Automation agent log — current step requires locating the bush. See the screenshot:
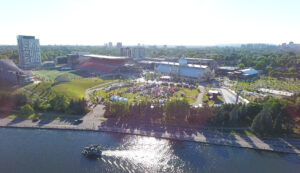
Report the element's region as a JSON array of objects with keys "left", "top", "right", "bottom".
[
  {"left": 49, "top": 95, "right": 68, "bottom": 113},
  {"left": 20, "top": 104, "right": 34, "bottom": 116}
]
